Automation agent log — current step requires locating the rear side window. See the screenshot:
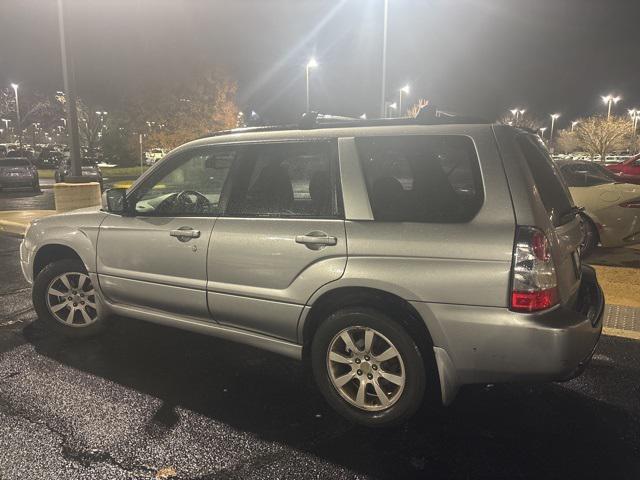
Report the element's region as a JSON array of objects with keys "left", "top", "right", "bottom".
[
  {"left": 516, "top": 135, "right": 572, "bottom": 226},
  {"left": 226, "top": 141, "right": 341, "bottom": 218},
  {"left": 355, "top": 135, "right": 483, "bottom": 223}
]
